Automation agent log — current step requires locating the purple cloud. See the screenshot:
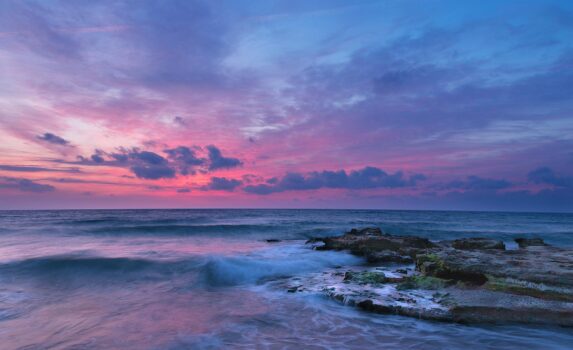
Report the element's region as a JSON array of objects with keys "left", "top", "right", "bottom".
[
  {"left": 0, "top": 177, "right": 55, "bottom": 193},
  {"left": 164, "top": 146, "right": 205, "bottom": 175},
  {"left": 37, "top": 133, "right": 70, "bottom": 146},
  {"left": 0, "top": 165, "right": 80, "bottom": 173},
  {"left": 206, "top": 145, "right": 242, "bottom": 171},
  {"left": 528, "top": 167, "right": 573, "bottom": 188},
  {"left": 203, "top": 177, "right": 242, "bottom": 192},
  {"left": 244, "top": 167, "right": 426, "bottom": 195},
  {"left": 71, "top": 144, "right": 242, "bottom": 179},
  {"left": 439, "top": 176, "right": 513, "bottom": 191}
]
